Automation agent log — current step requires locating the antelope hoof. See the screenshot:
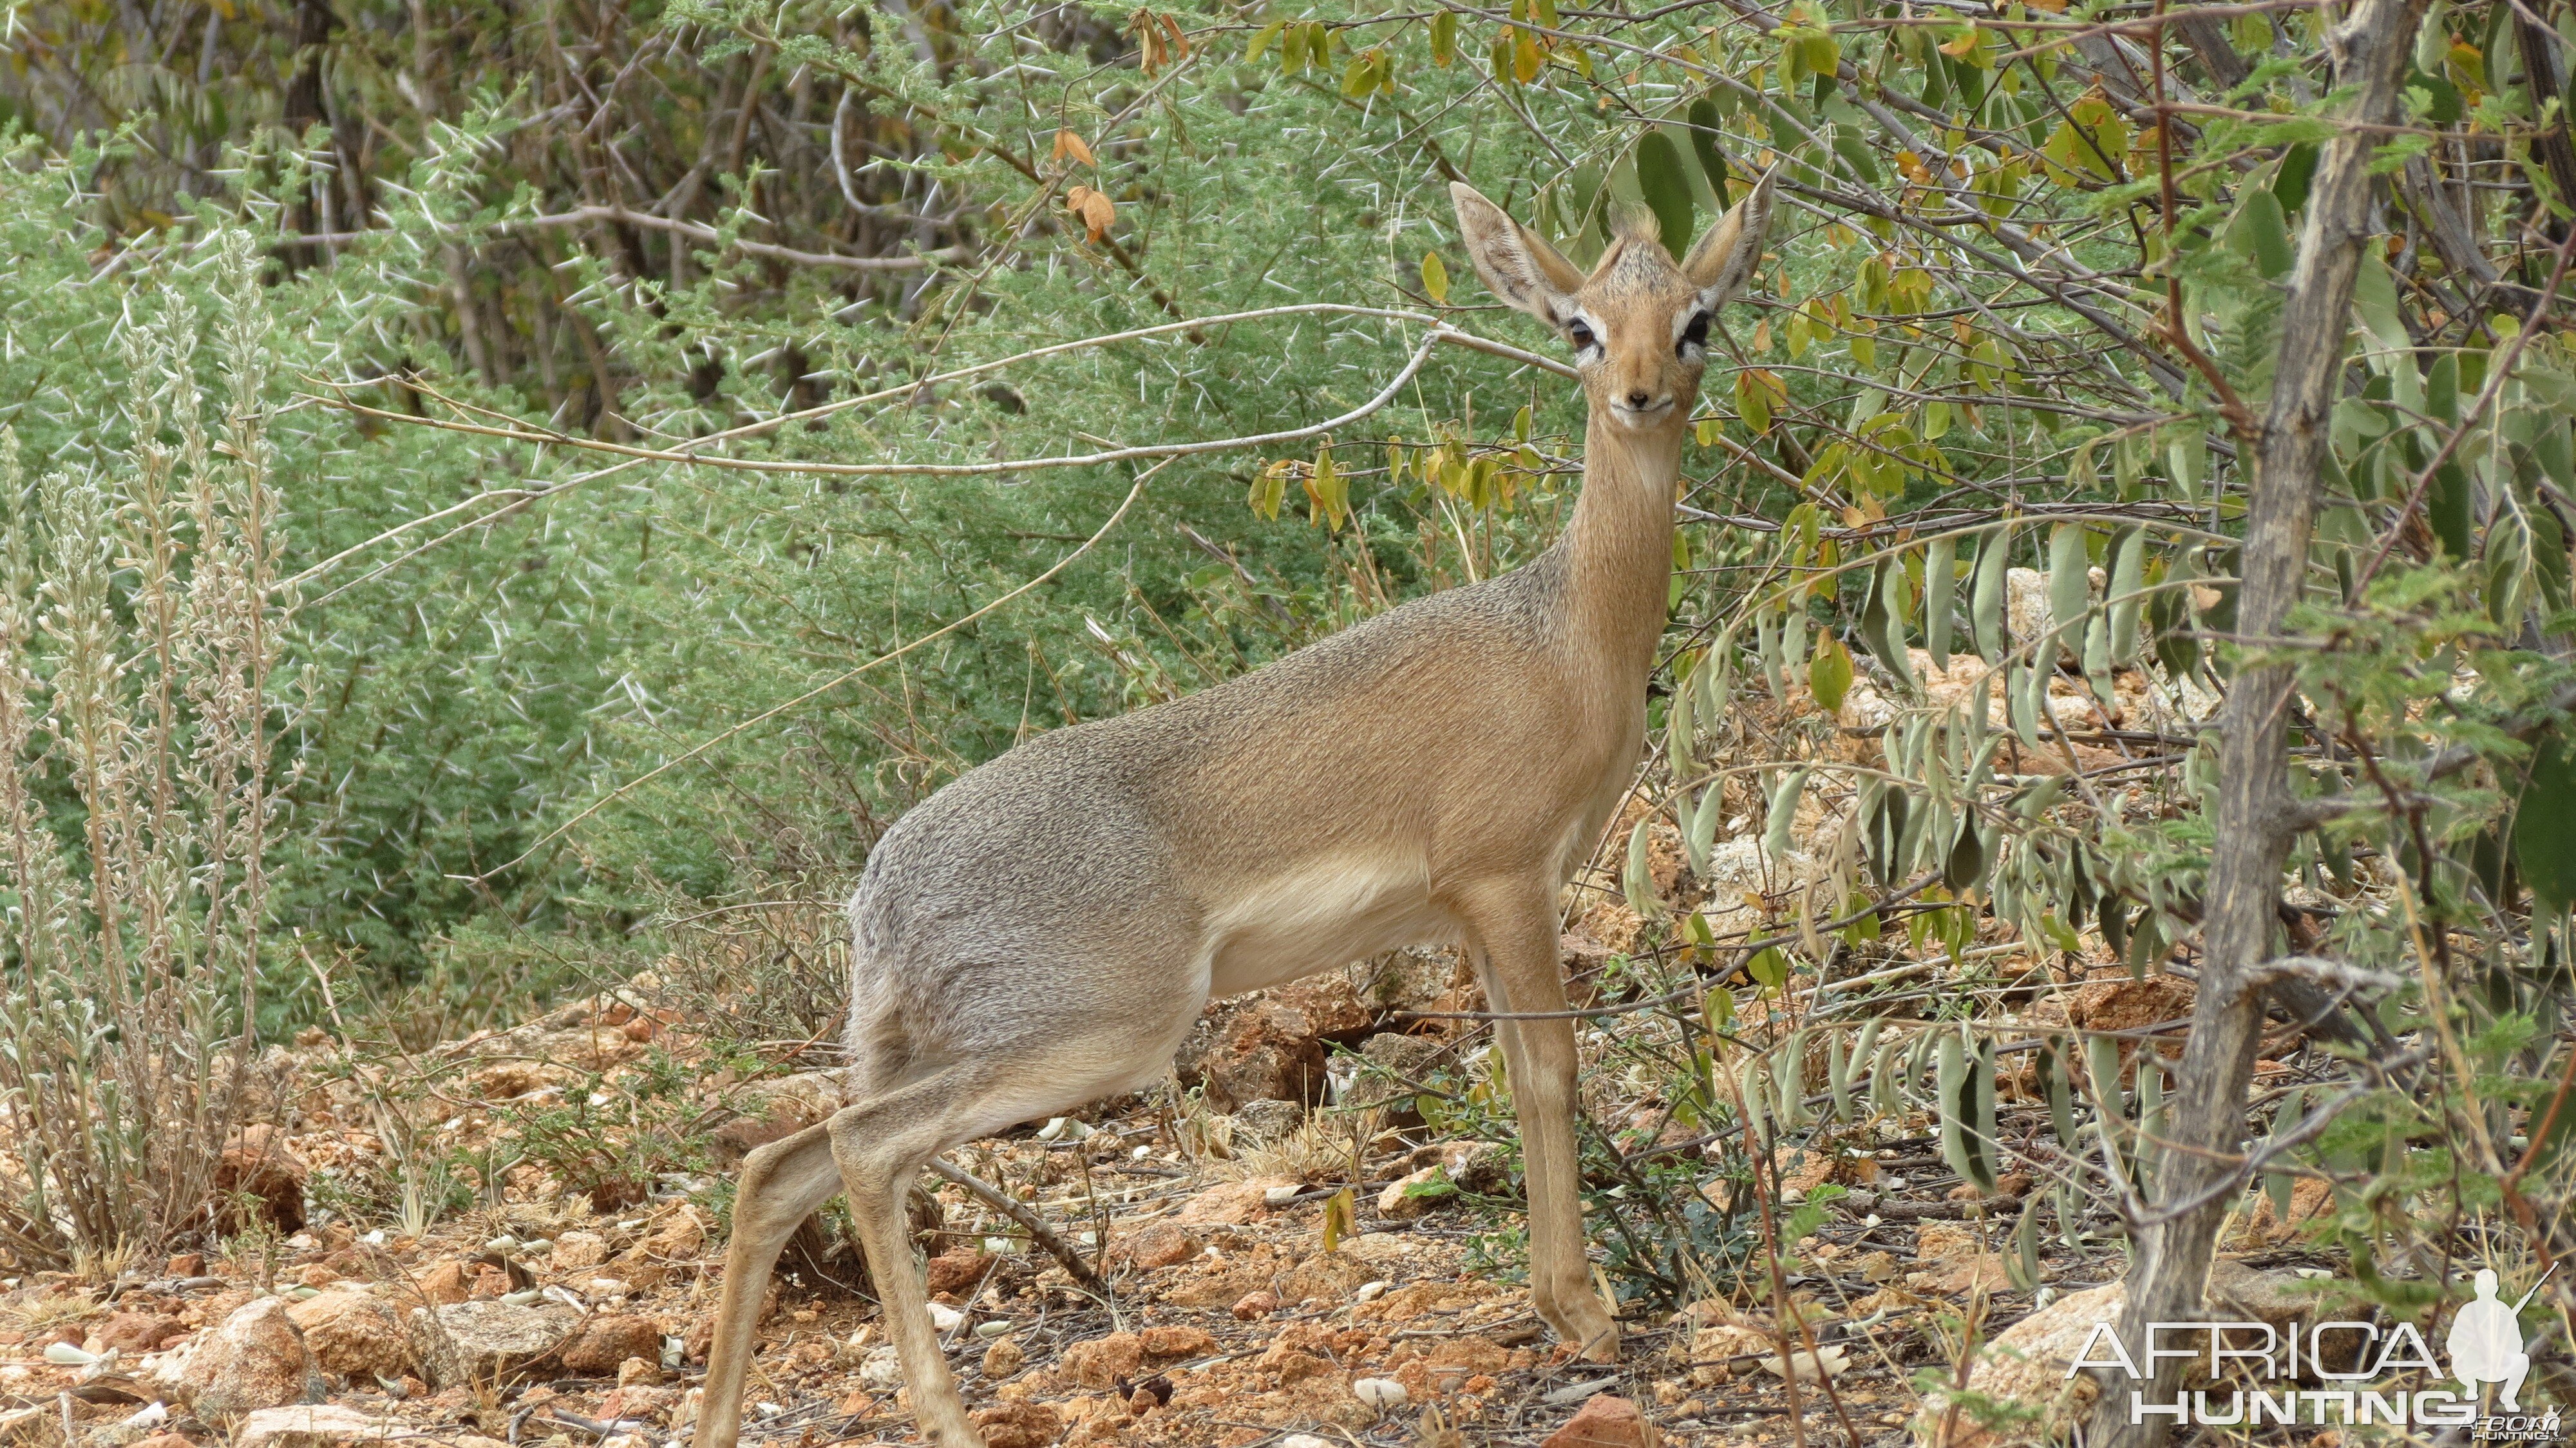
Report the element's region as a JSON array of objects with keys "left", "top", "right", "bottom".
[{"left": 1544, "top": 1299, "right": 1622, "bottom": 1362}]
